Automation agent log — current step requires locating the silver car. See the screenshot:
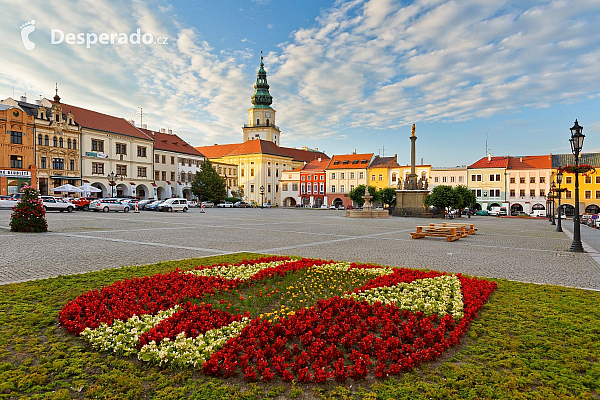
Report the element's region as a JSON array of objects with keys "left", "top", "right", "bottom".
[
  {"left": 90, "top": 198, "right": 131, "bottom": 213},
  {"left": 40, "top": 196, "right": 75, "bottom": 212}
]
